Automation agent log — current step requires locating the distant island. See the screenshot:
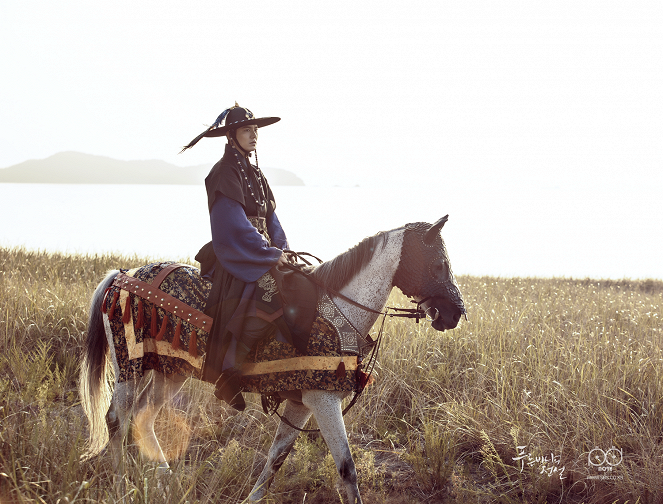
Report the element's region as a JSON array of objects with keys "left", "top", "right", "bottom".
[{"left": 0, "top": 151, "right": 305, "bottom": 186}]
